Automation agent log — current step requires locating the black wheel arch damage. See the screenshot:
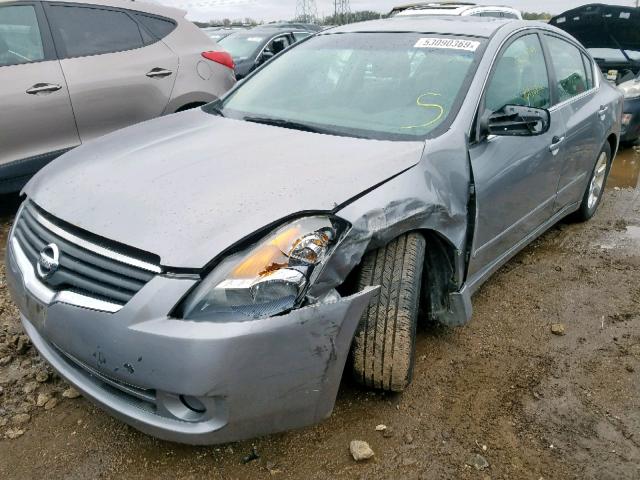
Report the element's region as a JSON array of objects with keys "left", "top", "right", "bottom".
[
  {"left": 336, "top": 228, "right": 462, "bottom": 325},
  {"left": 175, "top": 102, "right": 207, "bottom": 113}
]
